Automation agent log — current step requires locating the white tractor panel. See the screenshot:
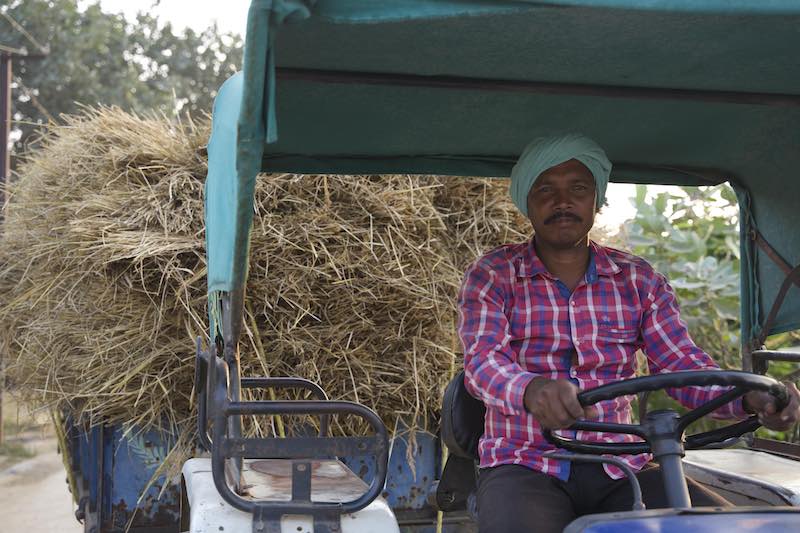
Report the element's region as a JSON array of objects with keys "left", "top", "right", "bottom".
[
  {"left": 684, "top": 448, "right": 800, "bottom": 506},
  {"left": 182, "top": 457, "right": 400, "bottom": 533}
]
